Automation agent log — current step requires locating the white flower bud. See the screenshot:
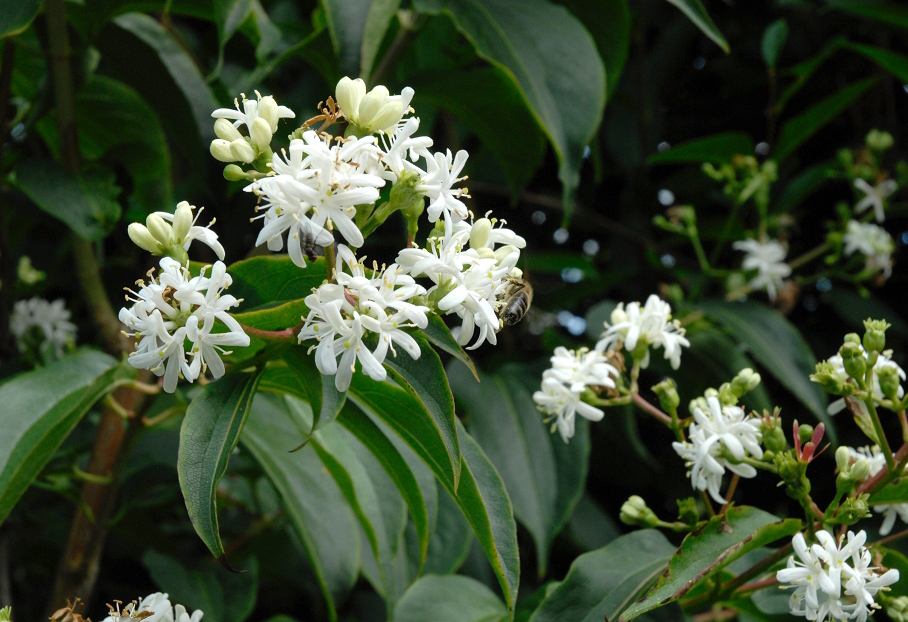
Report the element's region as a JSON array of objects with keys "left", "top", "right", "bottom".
[
  {"left": 610, "top": 306, "right": 628, "bottom": 326},
  {"left": 250, "top": 117, "right": 273, "bottom": 150},
  {"left": 357, "top": 85, "right": 390, "bottom": 127},
  {"left": 336, "top": 76, "right": 366, "bottom": 121},
  {"left": 230, "top": 138, "right": 256, "bottom": 163},
  {"left": 145, "top": 213, "right": 173, "bottom": 246},
  {"left": 369, "top": 101, "right": 404, "bottom": 132},
  {"left": 851, "top": 458, "right": 872, "bottom": 481},
  {"left": 128, "top": 223, "right": 159, "bottom": 253},
  {"left": 172, "top": 201, "right": 194, "bottom": 242},
  {"left": 258, "top": 95, "right": 280, "bottom": 131},
  {"left": 476, "top": 248, "right": 496, "bottom": 260},
  {"left": 494, "top": 244, "right": 519, "bottom": 264},
  {"left": 210, "top": 139, "right": 235, "bottom": 162},
  {"left": 213, "top": 118, "right": 242, "bottom": 141},
  {"left": 470, "top": 218, "right": 492, "bottom": 248},
  {"left": 836, "top": 446, "right": 851, "bottom": 472}
]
